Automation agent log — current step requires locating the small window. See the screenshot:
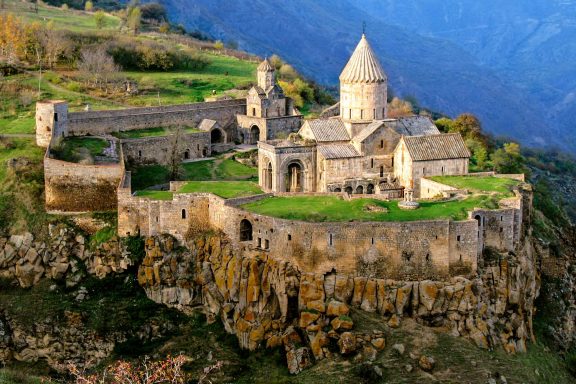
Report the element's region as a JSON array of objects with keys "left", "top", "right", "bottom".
[
  {"left": 457, "top": 235, "right": 461, "bottom": 241},
  {"left": 500, "top": 216, "right": 503, "bottom": 221},
  {"left": 349, "top": 109, "right": 352, "bottom": 119},
  {"left": 329, "top": 233, "right": 333, "bottom": 246},
  {"left": 288, "top": 234, "right": 292, "bottom": 241},
  {"left": 380, "top": 140, "right": 384, "bottom": 149},
  {"left": 138, "top": 150, "right": 142, "bottom": 158},
  {"left": 373, "top": 108, "right": 376, "bottom": 119},
  {"left": 360, "top": 109, "right": 363, "bottom": 119},
  {"left": 54, "top": 112, "right": 58, "bottom": 122},
  {"left": 181, "top": 209, "right": 186, "bottom": 219},
  {"left": 265, "top": 239, "right": 269, "bottom": 249},
  {"left": 382, "top": 108, "right": 385, "bottom": 117},
  {"left": 441, "top": 166, "right": 444, "bottom": 174},
  {"left": 371, "top": 158, "right": 374, "bottom": 168},
  {"left": 257, "top": 238, "right": 262, "bottom": 248},
  {"left": 500, "top": 227, "right": 503, "bottom": 232},
  {"left": 379, "top": 166, "right": 384, "bottom": 177},
  {"left": 426, "top": 253, "right": 430, "bottom": 261},
  {"left": 156, "top": 217, "right": 159, "bottom": 223},
  {"left": 459, "top": 255, "right": 463, "bottom": 262},
  {"left": 252, "top": 108, "right": 256, "bottom": 116},
  {"left": 391, "top": 157, "right": 394, "bottom": 167},
  {"left": 371, "top": 237, "right": 374, "bottom": 245}
]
